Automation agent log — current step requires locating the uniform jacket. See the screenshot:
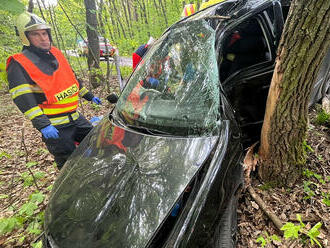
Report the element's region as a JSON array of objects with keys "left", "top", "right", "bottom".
[{"left": 7, "top": 46, "right": 94, "bottom": 130}]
